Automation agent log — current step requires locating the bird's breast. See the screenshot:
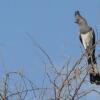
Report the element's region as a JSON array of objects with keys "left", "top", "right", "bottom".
[{"left": 81, "top": 31, "right": 93, "bottom": 49}]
